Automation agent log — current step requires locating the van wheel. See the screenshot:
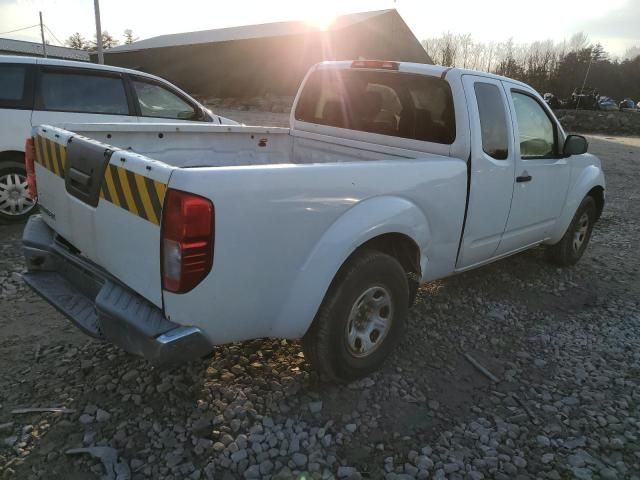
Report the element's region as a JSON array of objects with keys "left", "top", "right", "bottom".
[
  {"left": 0, "top": 160, "right": 36, "bottom": 223},
  {"left": 546, "top": 196, "right": 596, "bottom": 266},
  {"left": 302, "top": 249, "right": 408, "bottom": 382}
]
